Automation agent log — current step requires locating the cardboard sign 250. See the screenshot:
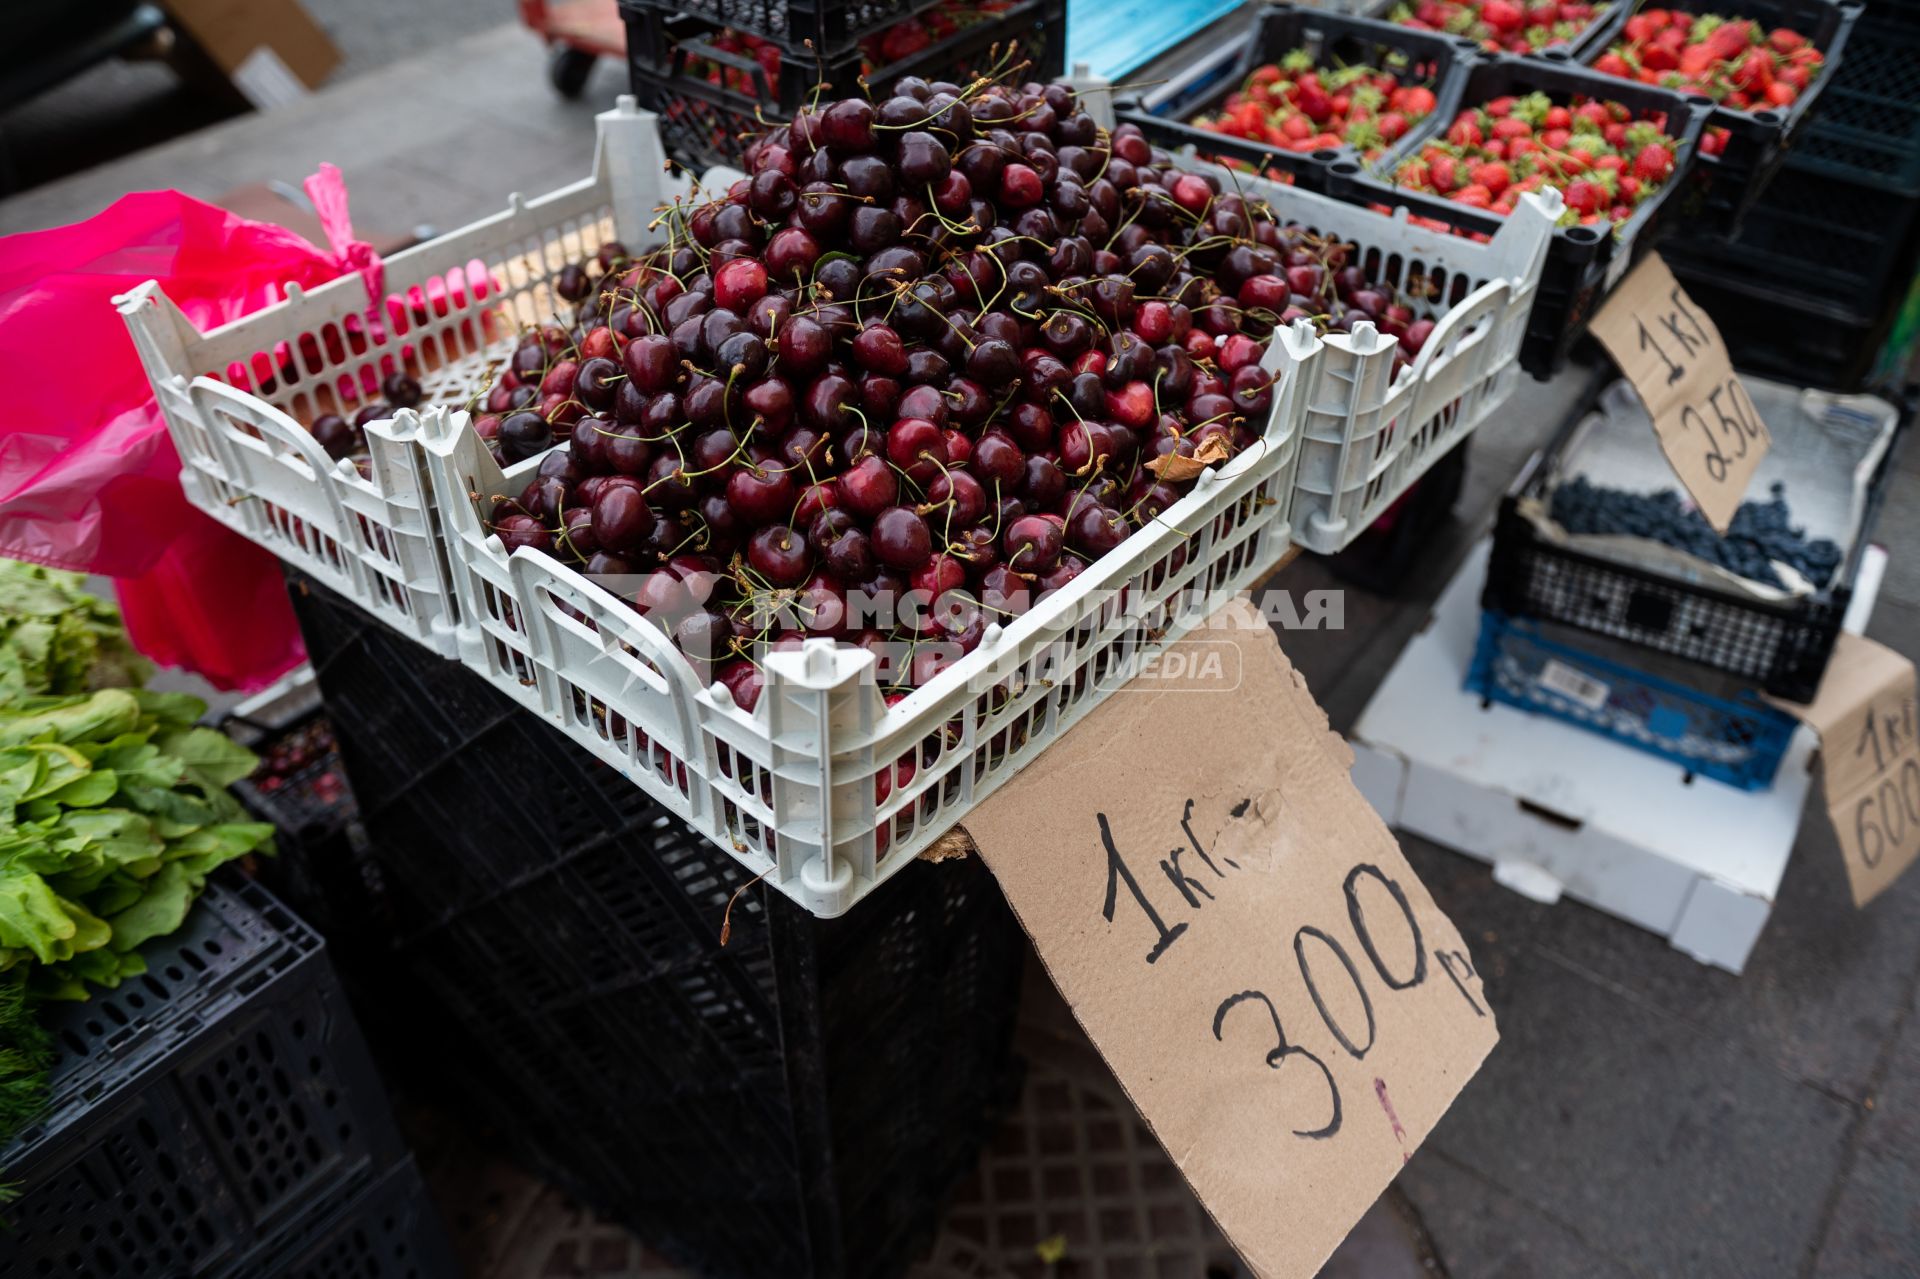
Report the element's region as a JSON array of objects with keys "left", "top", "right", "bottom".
[{"left": 1589, "top": 254, "right": 1771, "bottom": 533}]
